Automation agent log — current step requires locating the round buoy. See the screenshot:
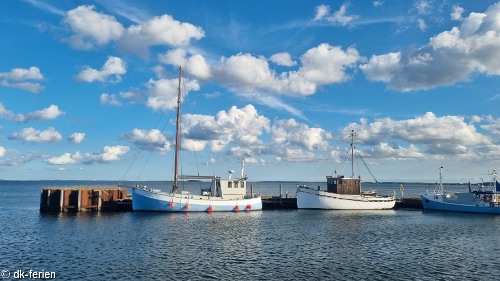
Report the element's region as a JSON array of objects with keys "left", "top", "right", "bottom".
[
  {"left": 185, "top": 204, "right": 190, "bottom": 210},
  {"left": 247, "top": 204, "right": 252, "bottom": 210},
  {"left": 235, "top": 206, "right": 240, "bottom": 211},
  {"left": 169, "top": 202, "right": 175, "bottom": 207},
  {"left": 208, "top": 206, "right": 213, "bottom": 212}
]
